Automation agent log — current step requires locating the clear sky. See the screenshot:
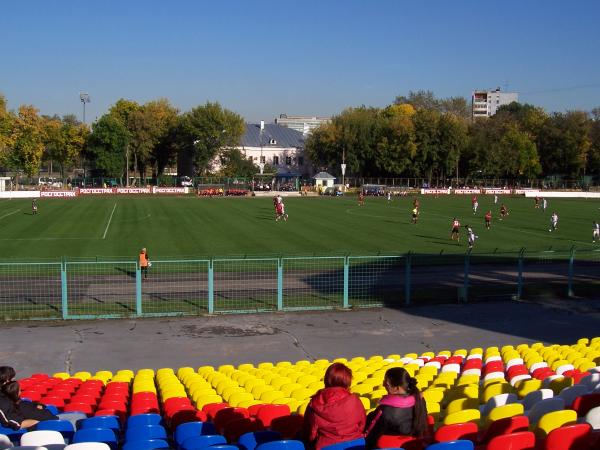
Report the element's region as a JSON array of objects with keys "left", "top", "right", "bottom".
[{"left": 1, "top": 0, "right": 599, "bottom": 123}]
